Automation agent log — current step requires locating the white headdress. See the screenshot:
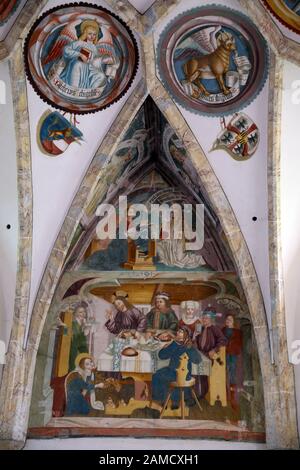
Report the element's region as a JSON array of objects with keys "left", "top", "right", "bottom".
[{"left": 180, "top": 301, "right": 200, "bottom": 311}]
